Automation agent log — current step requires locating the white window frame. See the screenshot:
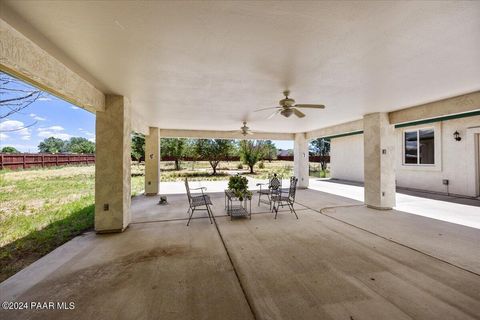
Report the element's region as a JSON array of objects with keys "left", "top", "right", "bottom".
[{"left": 402, "top": 127, "right": 435, "bottom": 166}]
